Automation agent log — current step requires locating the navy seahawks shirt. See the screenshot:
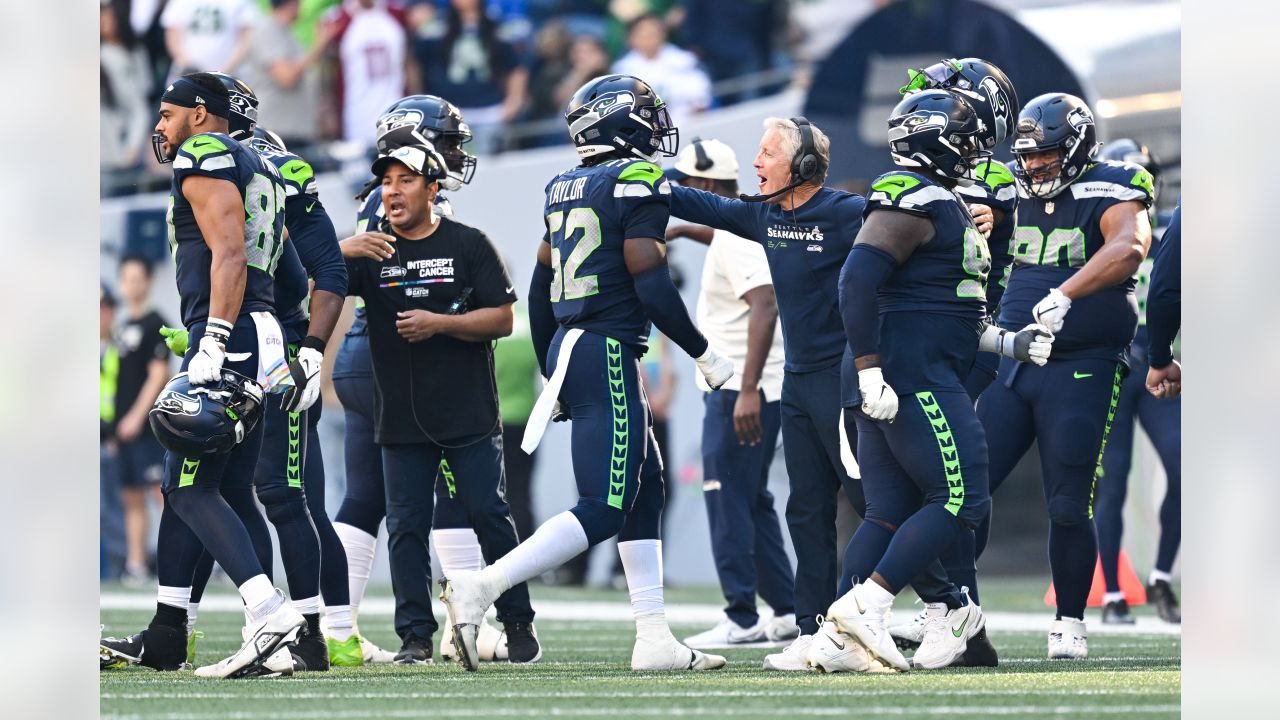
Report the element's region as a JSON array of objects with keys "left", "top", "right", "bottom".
[
  {"left": 851, "top": 171, "right": 988, "bottom": 396},
  {"left": 167, "top": 132, "right": 285, "bottom": 327},
  {"left": 669, "top": 185, "right": 865, "bottom": 372},
  {"left": 541, "top": 158, "right": 672, "bottom": 354},
  {"left": 248, "top": 140, "right": 347, "bottom": 338},
  {"left": 998, "top": 161, "right": 1155, "bottom": 363},
  {"left": 955, "top": 160, "right": 1017, "bottom": 313}
]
